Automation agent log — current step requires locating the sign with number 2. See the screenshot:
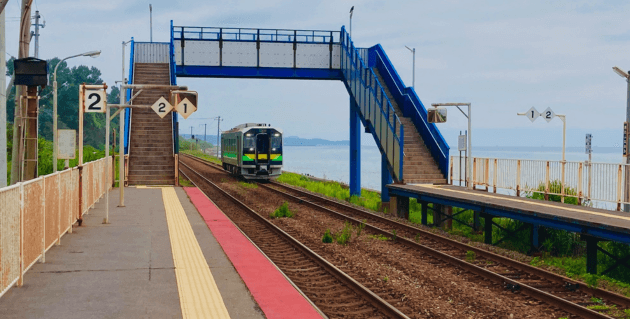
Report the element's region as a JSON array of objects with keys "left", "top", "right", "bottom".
[{"left": 83, "top": 88, "right": 106, "bottom": 113}]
